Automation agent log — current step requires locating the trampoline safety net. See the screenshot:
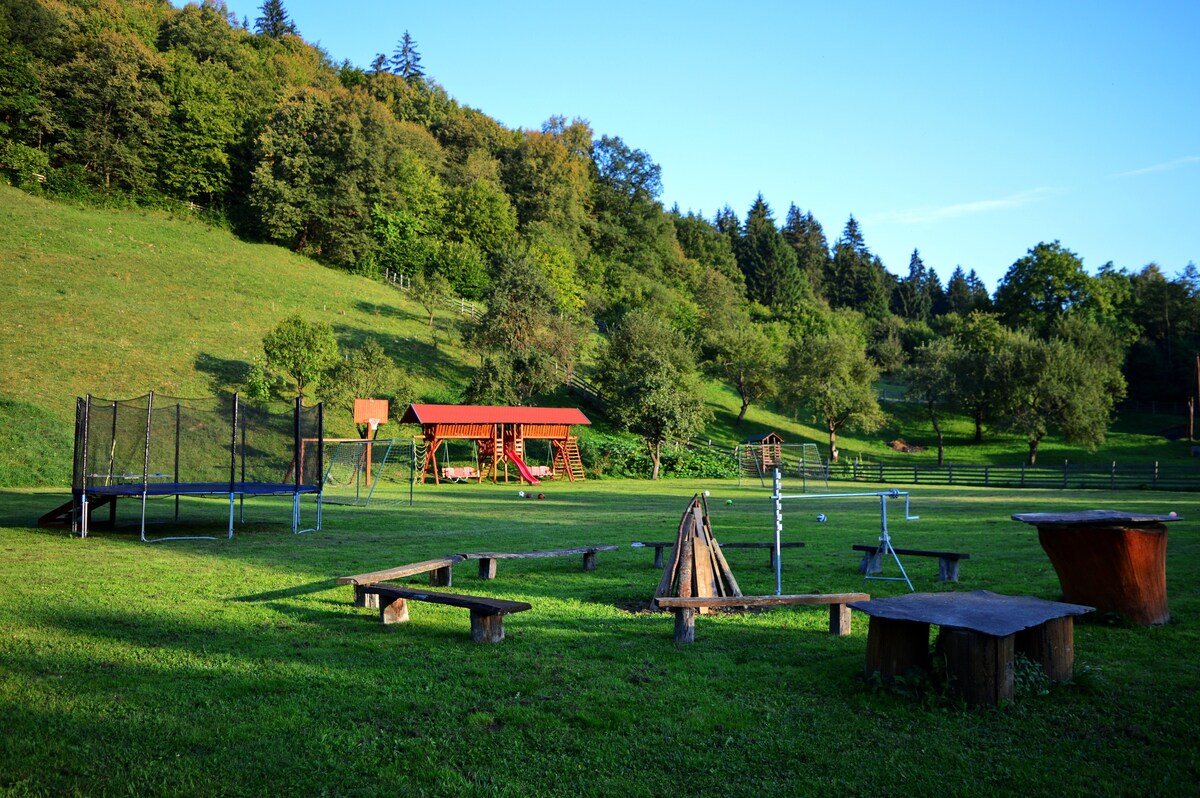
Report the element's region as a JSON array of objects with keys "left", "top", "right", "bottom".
[{"left": 71, "top": 392, "right": 323, "bottom": 540}]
